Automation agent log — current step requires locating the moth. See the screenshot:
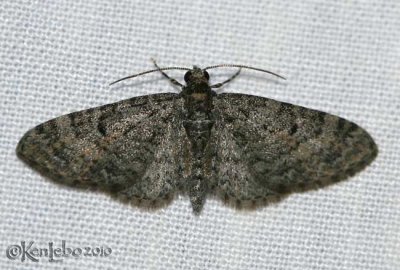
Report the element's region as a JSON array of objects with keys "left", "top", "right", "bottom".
[{"left": 17, "top": 61, "right": 378, "bottom": 213}]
